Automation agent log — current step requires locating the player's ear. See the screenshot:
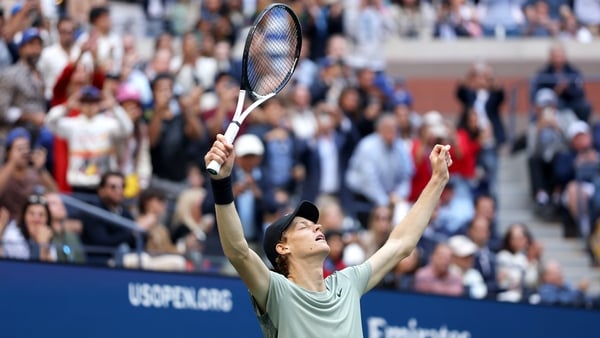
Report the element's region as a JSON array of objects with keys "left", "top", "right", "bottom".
[{"left": 276, "top": 242, "right": 289, "bottom": 256}]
